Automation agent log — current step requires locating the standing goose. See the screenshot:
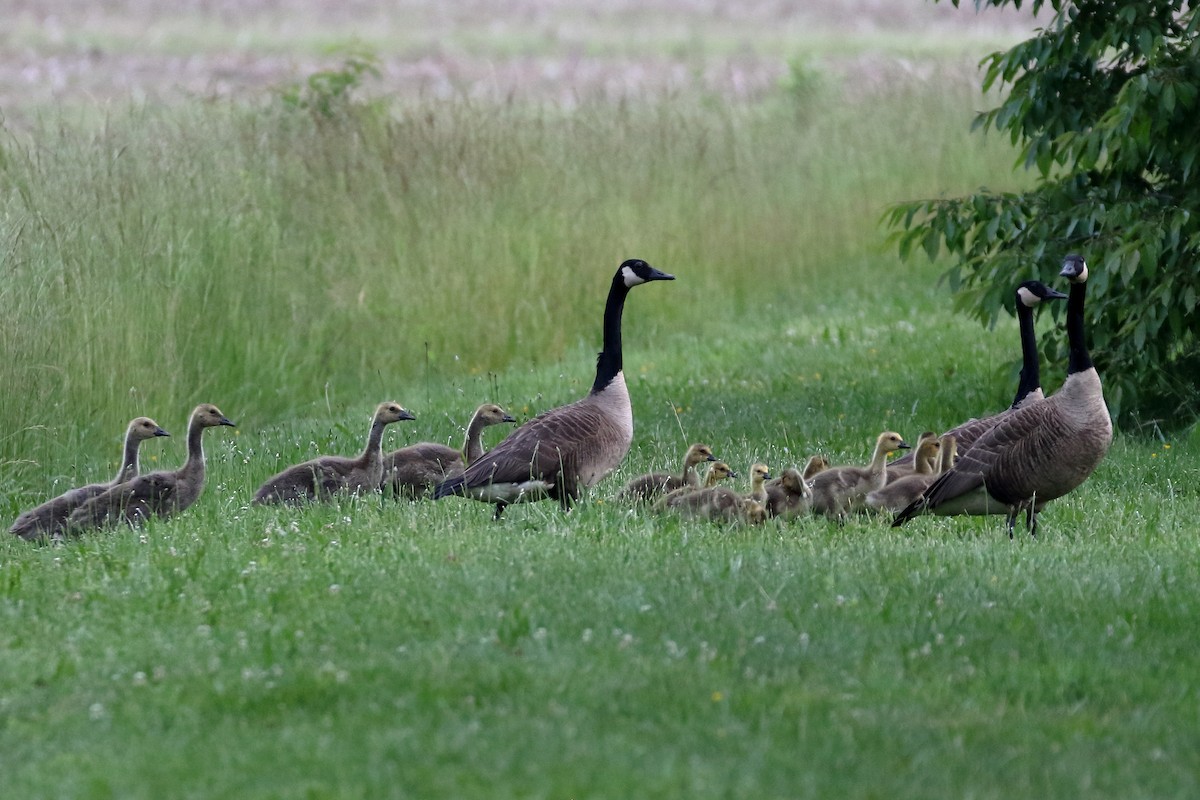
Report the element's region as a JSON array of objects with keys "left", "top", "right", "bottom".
[
  {"left": 809, "top": 431, "right": 910, "bottom": 520},
  {"left": 67, "top": 405, "right": 235, "bottom": 531},
  {"left": 764, "top": 467, "right": 813, "bottom": 519},
  {"left": 254, "top": 402, "right": 415, "bottom": 505},
  {"left": 9, "top": 417, "right": 171, "bottom": 541},
  {"left": 893, "top": 255, "right": 1112, "bottom": 536},
  {"left": 866, "top": 434, "right": 956, "bottom": 514},
  {"left": 620, "top": 442, "right": 718, "bottom": 503},
  {"left": 434, "top": 259, "right": 674, "bottom": 518},
  {"left": 383, "top": 403, "right": 515, "bottom": 498},
  {"left": 893, "top": 279, "right": 1069, "bottom": 468}
]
